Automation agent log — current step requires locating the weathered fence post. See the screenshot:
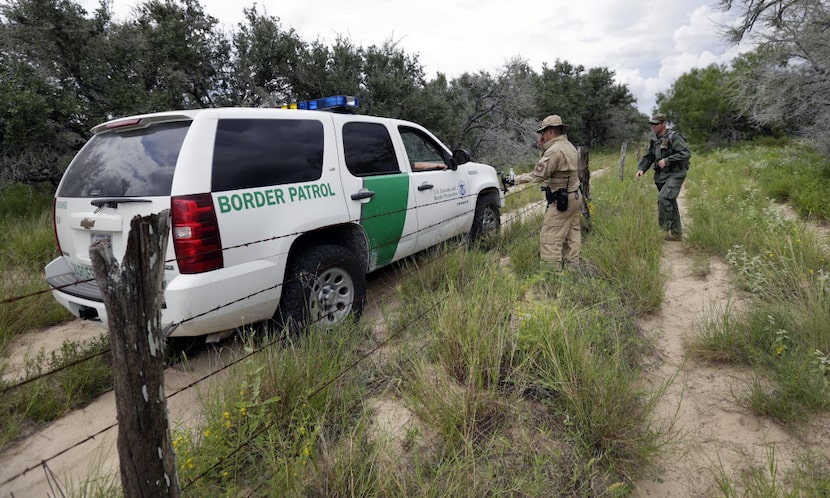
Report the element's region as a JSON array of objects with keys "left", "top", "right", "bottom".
[
  {"left": 577, "top": 146, "right": 591, "bottom": 233},
  {"left": 619, "top": 141, "right": 628, "bottom": 180},
  {"left": 89, "top": 210, "right": 180, "bottom": 498}
]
